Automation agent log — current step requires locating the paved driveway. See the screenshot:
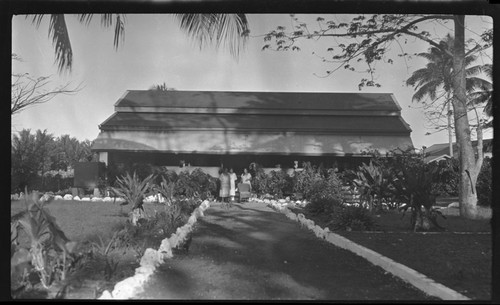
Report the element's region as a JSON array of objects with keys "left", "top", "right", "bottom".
[{"left": 136, "top": 201, "right": 434, "bottom": 300}]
